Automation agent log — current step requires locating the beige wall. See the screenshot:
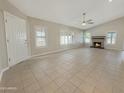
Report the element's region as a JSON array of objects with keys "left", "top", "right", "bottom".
[
  {"left": 86, "top": 17, "right": 124, "bottom": 50},
  {"left": 0, "top": 0, "right": 27, "bottom": 72},
  {"left": 28, "top": 17, "right": 83, "bottom": 56}
]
